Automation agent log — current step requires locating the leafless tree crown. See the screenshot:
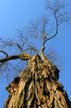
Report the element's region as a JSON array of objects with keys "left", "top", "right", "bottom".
[{"left": 0, "top": 0, "right": 71, "bottom": 78}]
